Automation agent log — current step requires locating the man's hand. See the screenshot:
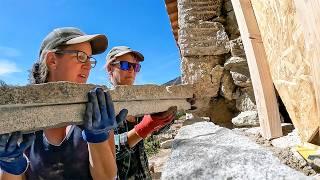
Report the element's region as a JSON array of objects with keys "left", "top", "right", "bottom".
[
  {"left": 134, "top": 106, "right": 177, "bottom": 138},
  {"left": 0, "top": 132, "right": 35, "bottom": 175},
  {"left": 82, "top": 88, "right": 127, "bottom": 143}
]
